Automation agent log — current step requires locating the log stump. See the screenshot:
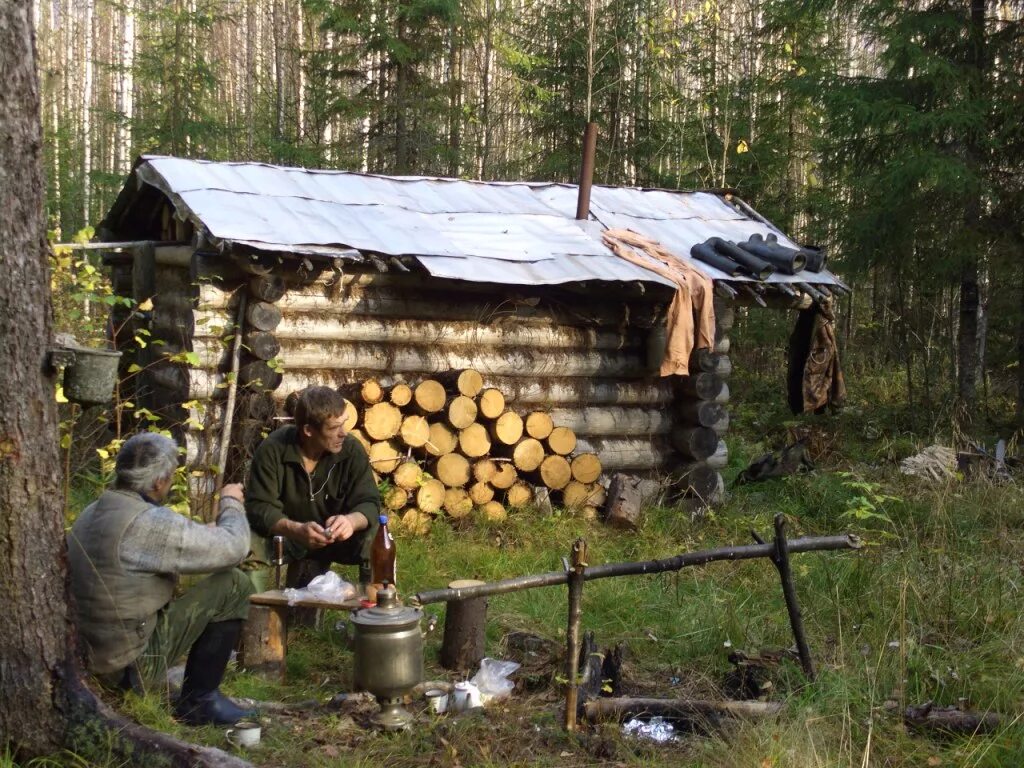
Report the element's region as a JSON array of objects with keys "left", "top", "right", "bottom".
[{"left": 440, "top": 579, "right": 488, "bottom": 672}]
